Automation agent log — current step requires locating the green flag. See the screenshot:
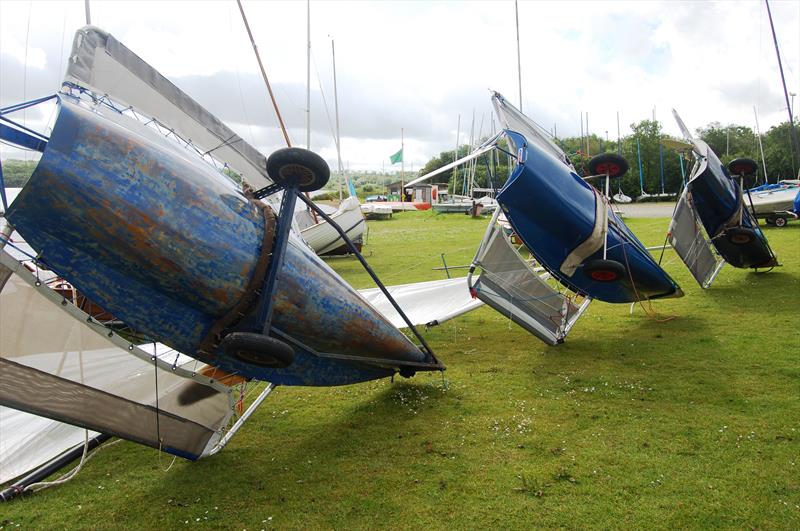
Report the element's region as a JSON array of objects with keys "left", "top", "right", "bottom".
[{"left": 389, "top": 148, "right": 403, "bottom": 164}]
